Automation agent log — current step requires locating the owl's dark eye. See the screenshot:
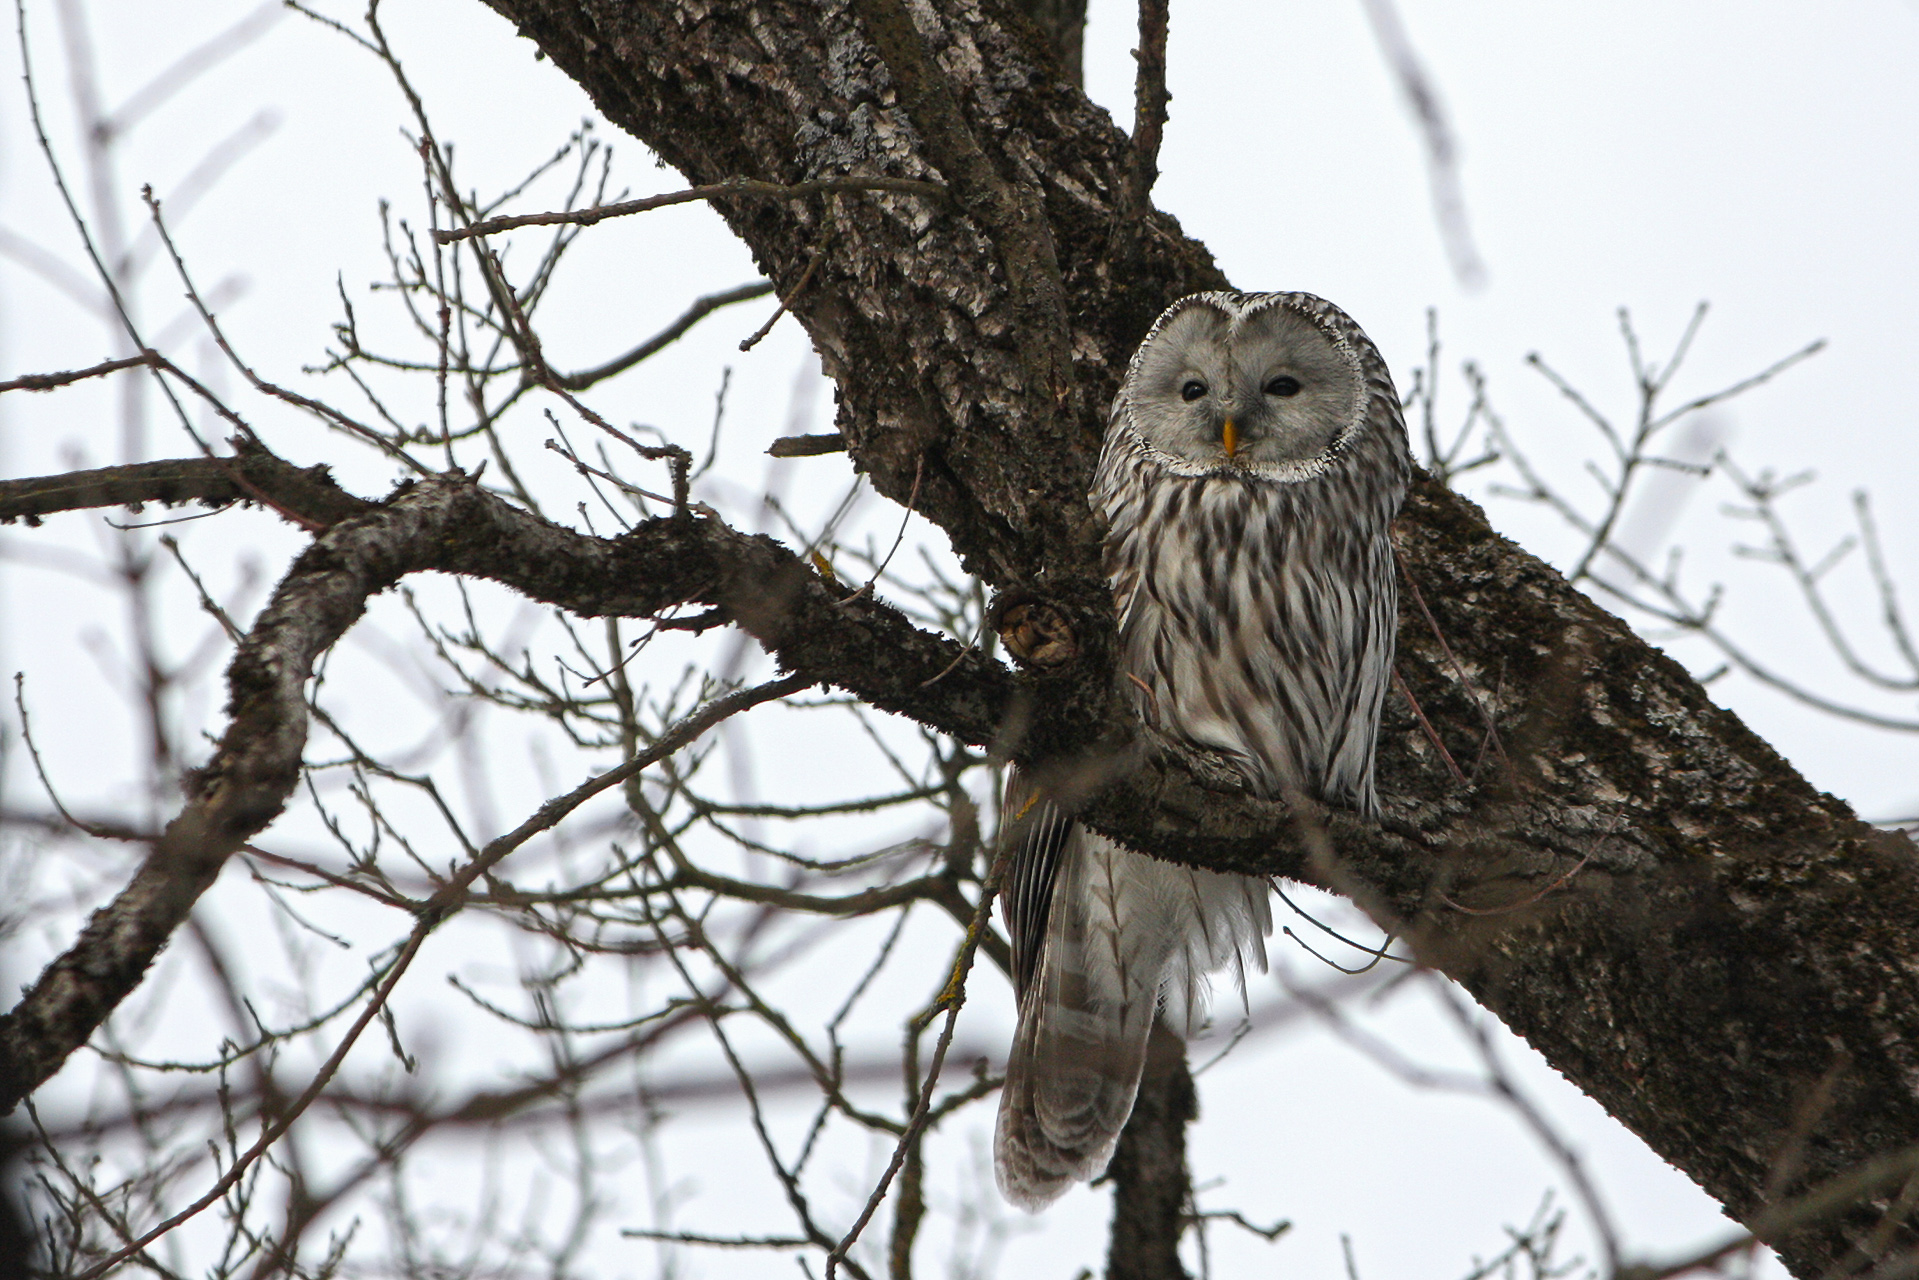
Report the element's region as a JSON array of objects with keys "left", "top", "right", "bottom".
[
  {"left": 1180, "top": 379, "right": 1207, "bottom": 402},
  {"left": 1264, "top": 375, "right": 1302, "bottom": 398}
]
